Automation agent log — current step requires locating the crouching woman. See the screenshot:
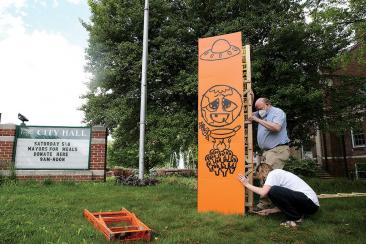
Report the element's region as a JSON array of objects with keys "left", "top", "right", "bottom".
[{"left": 238, "top": 163, "right": 319, "bottom": 227}]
